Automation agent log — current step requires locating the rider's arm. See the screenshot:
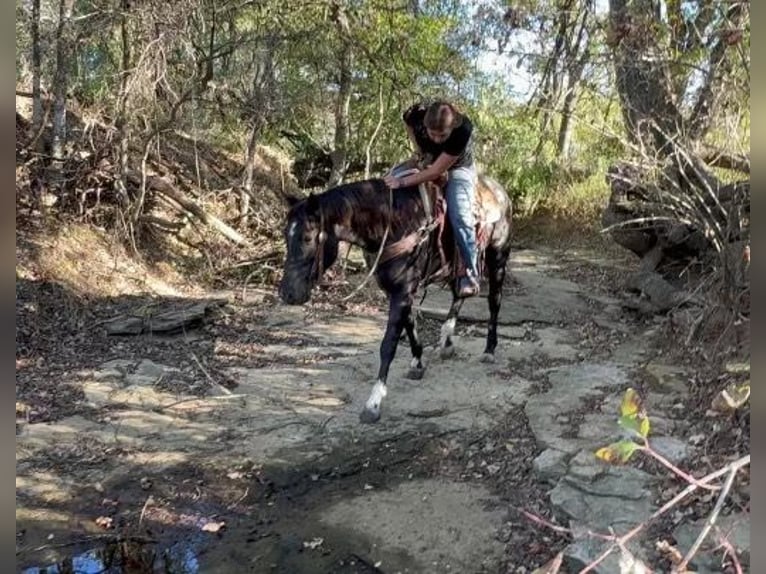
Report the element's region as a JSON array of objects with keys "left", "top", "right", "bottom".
[{"left": 393, "top": 152, "right": 456, "bottom": 188}]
